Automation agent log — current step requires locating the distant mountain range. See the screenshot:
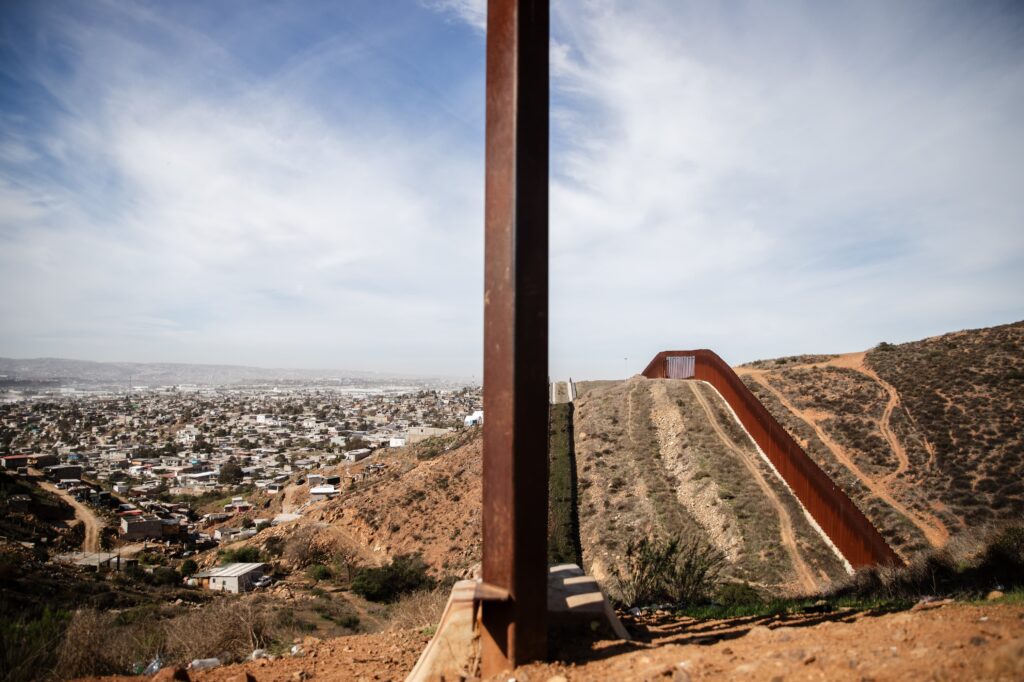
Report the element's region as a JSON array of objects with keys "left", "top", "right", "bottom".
[{"left": 0, "top": 357, "right": 462, "bottom": 389}]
